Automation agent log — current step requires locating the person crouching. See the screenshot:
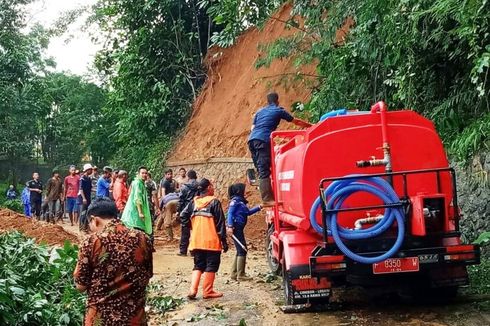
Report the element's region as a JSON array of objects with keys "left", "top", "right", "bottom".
[
  {"left": 180, "top": 178, "right": 228, "bottom": 299},
  {"left": 226, "top": 183, "right": 262, "bottom": 281}
]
